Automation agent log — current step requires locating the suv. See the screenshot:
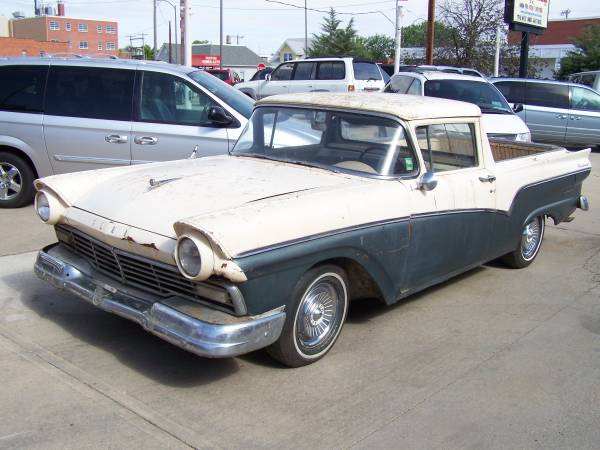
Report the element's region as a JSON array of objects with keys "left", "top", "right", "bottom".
[
  {"left": 234, "top": 57, "right": 386, "bottom": 99},
  {"left": 384, "top": 72, "right": 531, "bottom": 141},
  {"left": 492, "top": 78, "right": 600, "bottom": 148},
  {"left": 0, "top": 58, "right": 253, "bottom": 208}
]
